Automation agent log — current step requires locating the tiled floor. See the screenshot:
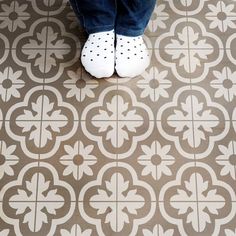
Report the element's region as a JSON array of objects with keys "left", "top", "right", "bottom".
[{"left": 0, "top": 0, "right": 236, "bottom": 235}]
